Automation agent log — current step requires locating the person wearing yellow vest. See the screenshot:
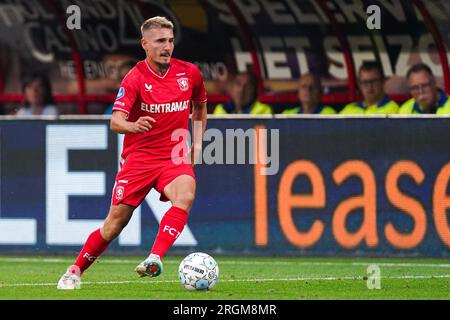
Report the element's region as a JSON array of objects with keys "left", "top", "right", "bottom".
[
  {"left": 212, "top": 71, "right": 272, "bottom": 114},
  {"left": 399, "top": 63, "right": 450, "bottom": 114},
  {"left": 282, "top": 73, "right": 336, "bottom": 114},
  {"left": 340, "top": 61, "right": 399, "bottom": 114}
]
